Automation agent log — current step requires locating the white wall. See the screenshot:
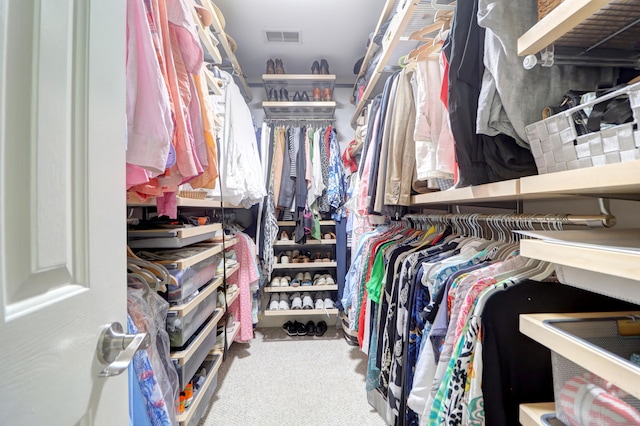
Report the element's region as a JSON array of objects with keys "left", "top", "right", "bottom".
[{"left": 247, "top": 86, "right": 357, "bottom": 152}]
